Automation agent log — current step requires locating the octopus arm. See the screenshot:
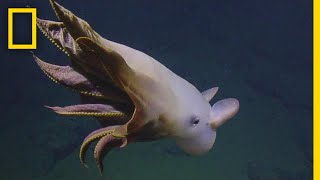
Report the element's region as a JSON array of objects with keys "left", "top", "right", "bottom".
[
  {"left": 49, "top": 0, "right": 102, "bottom": 45},
  {"left": 36, "top": 18, "right": 74, "bottom": 56},
  {"left": 34, "top": 55, "right": 130, "bottom": 103},
  {"left": 76, "top": 37, "right": 134, "bottom": 90},
  {"left": 37, "top": 17, "right": 117, "bottom": 85},
  {"left": 45, "top": 104, "right": 128, "bottom": 118},
  {"left": 76, "top": 37, "right": 149, "bottom": 137}
]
